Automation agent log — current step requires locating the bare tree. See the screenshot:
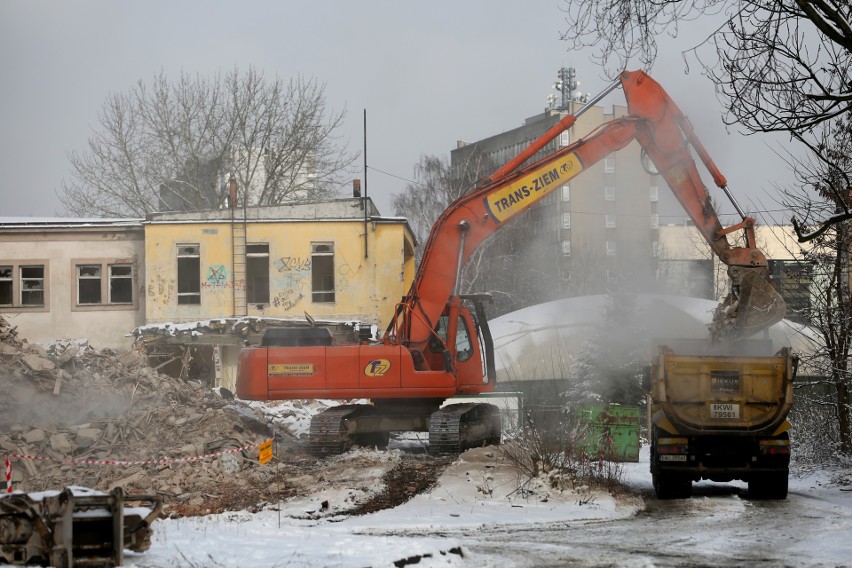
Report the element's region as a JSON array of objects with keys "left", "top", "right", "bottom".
[
  {"left": 60, "top": 66, "right": 357, "bottom": 217},
  {"left": 391, "top": 152, "right": 493, "bottom": 247},
  {"left": 560, "top": 0, "right": 850, "bottom": 132},
  {"left": 777, "top": 115, "right": 852, "bottom": 456},
  {"left": 559, "top": 0, "right": 851, "bottom": 236}
]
